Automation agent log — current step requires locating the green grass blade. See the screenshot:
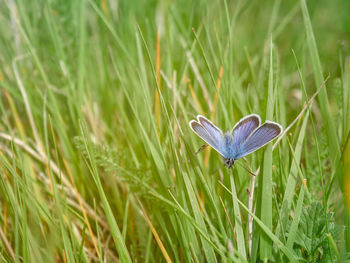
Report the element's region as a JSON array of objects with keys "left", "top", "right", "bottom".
[
  {"left": 300, "top": 0, "right": 340, "bottom": 162},
  {"left": 182, "top": 173, "right": 218, "bottom": 262},
  {"left": 79, "top": 121, "right": 132, "bottom": 263},
  {"left": 259, "top": 36, "right": 274, "bottom": 260},
  {"left": 221, "top": 182, "right": 298, "bottom": 262},
  {"left": 230, "top": 173, "right": 247, "bottom": 259},
  {"left": 277, "top": 112, "right": 309, "bottom": 237},
  {"left": 286, "top": 181, "right": 305, "bottom": 249}
]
